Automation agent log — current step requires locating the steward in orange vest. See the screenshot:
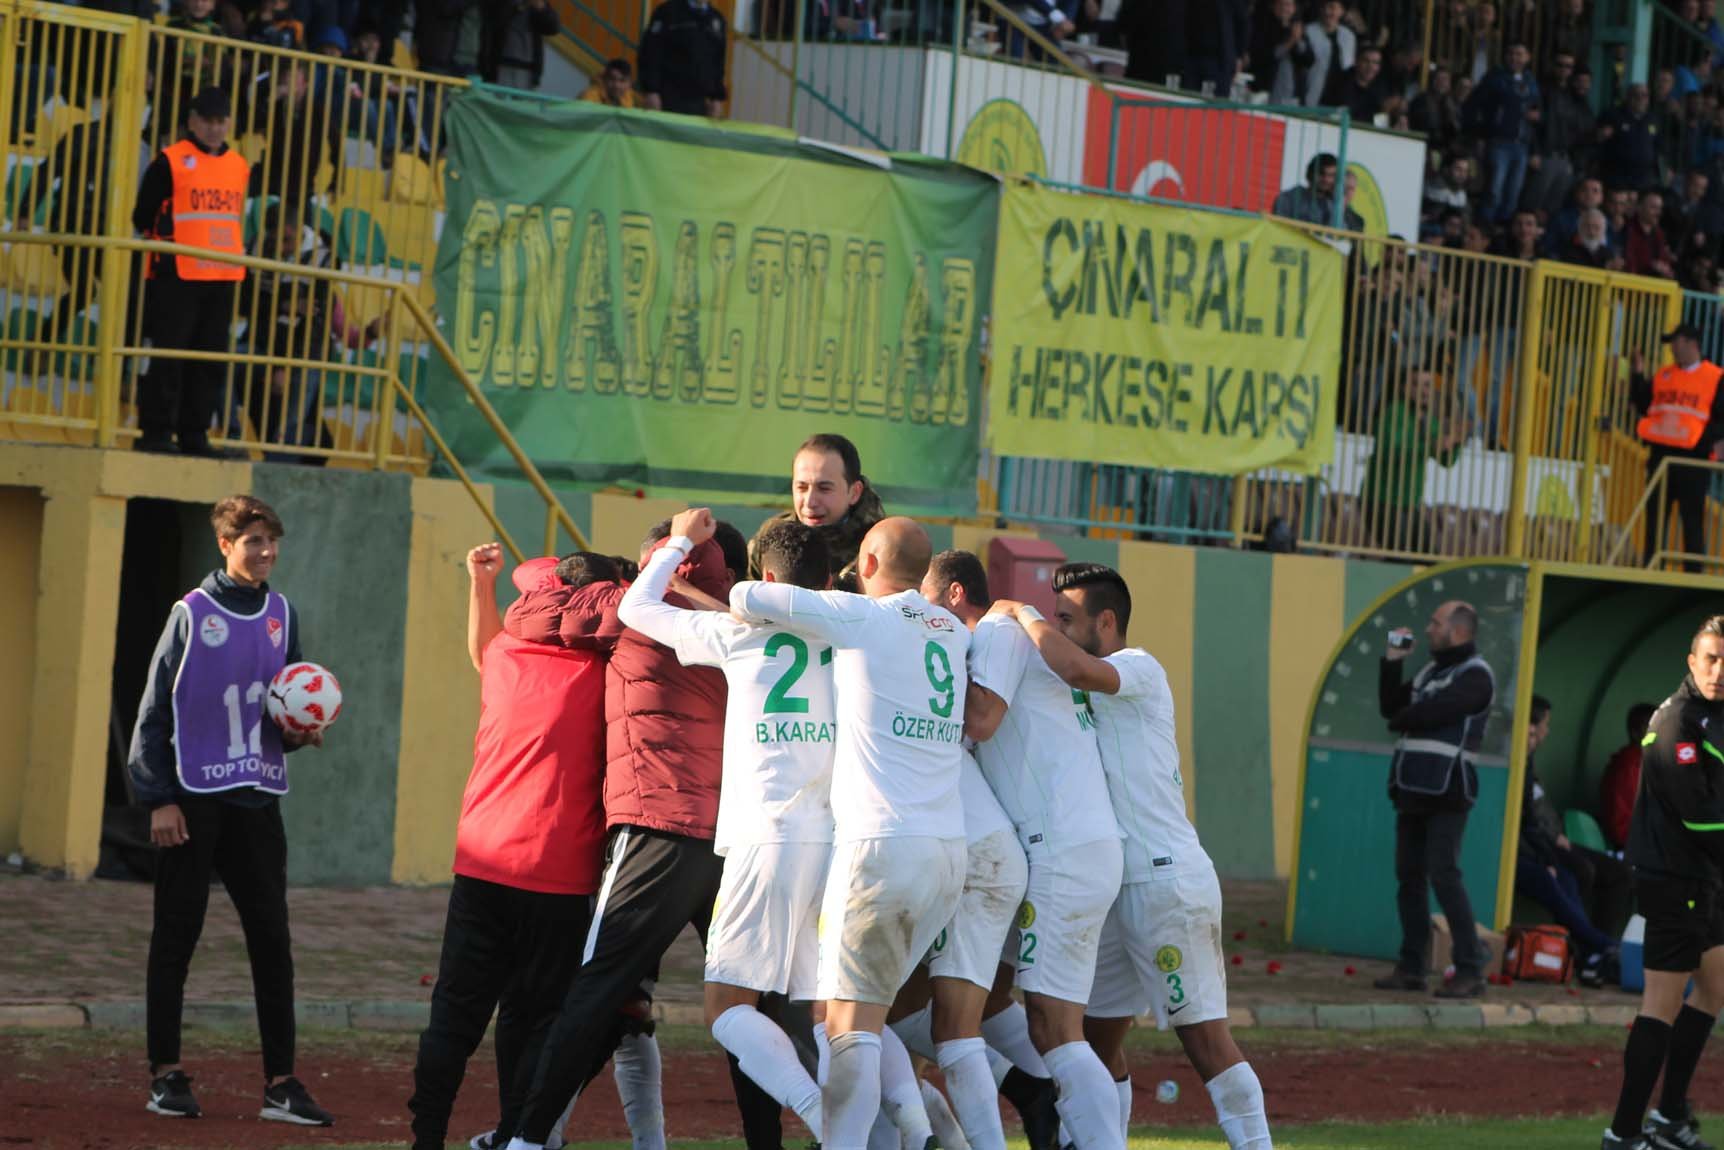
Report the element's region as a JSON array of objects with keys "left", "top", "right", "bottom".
[
  {"left": 1630, "top": 323, "right": 1724, "bottom": 572},
  {"left": 130, "top": 85, "right": 249, "bottom": 457}
]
